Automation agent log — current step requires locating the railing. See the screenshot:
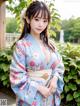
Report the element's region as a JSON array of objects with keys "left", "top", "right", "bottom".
[{"left": 6, "top": 33, "right": 20, "bottom": 47}]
